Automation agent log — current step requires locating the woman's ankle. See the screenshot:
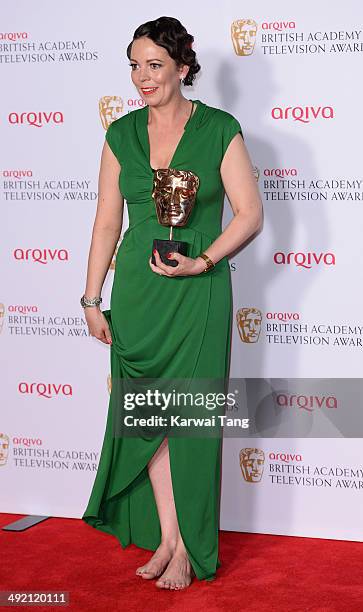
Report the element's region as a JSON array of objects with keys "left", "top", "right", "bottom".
[{"left": 160, "top": 536, "right": 178, "bottom": 552}]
